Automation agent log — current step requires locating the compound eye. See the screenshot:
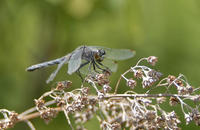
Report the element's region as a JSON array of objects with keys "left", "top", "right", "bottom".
[{"left": 99, "top": 49, "right": 105, "bottom": 56}]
